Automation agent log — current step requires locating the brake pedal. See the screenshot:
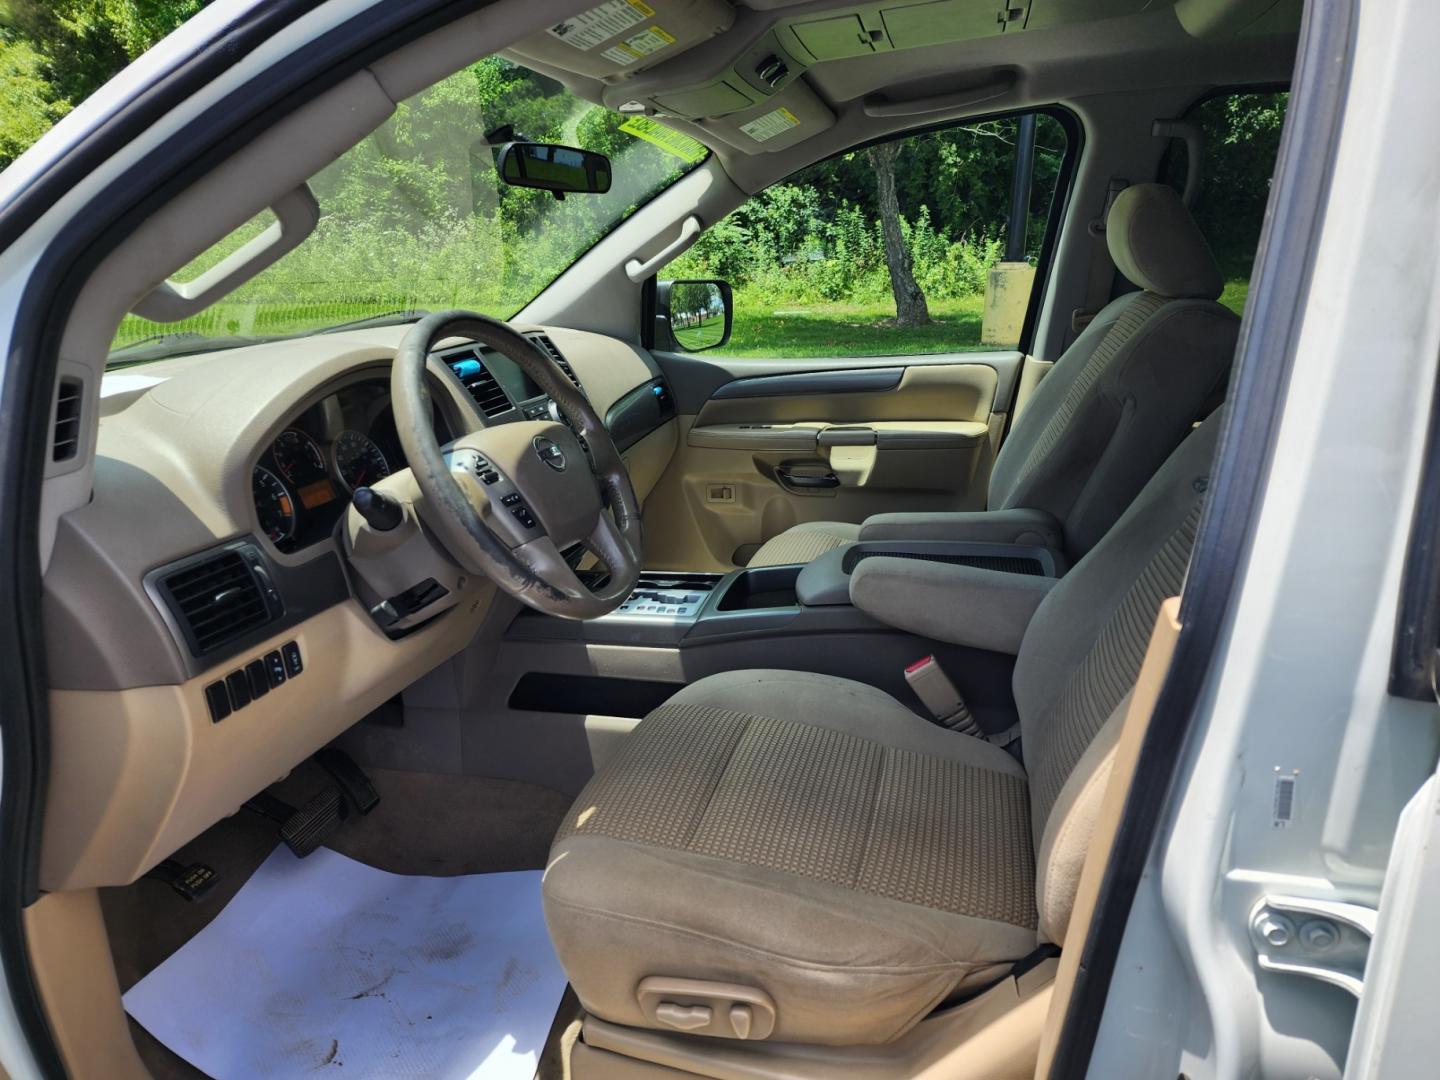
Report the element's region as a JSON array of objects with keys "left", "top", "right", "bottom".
[
  {"left": 315, "top": 747, "right": 381, "bottom": 815},
  {"left": 145, "top": 859, "right": 219, "bottom": 902},
  {"left": 279, "top": 787, "right": 348, "bottom": 858}
]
